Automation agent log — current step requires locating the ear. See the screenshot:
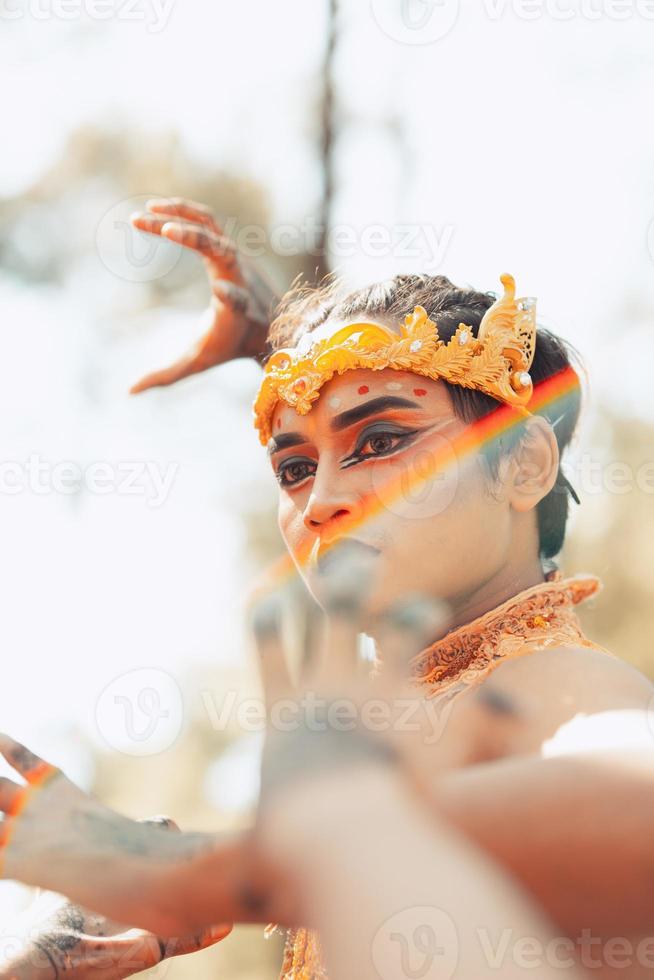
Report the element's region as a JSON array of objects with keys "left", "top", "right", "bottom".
[{"left": 506, "top": 417, "right": 559, "bottom": 513}]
